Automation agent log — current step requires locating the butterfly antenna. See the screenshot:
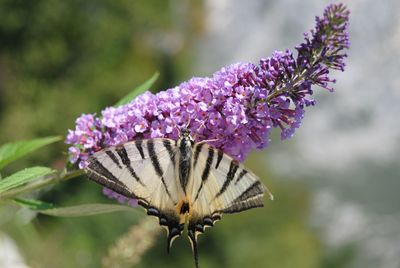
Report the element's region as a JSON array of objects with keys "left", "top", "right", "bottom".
[
  {"left": 192, "top": 118, "right": 207, "bottom": 141},
  {"left": 184, "top": 114, "right": 192, "bottom": 132},
  {"left": 174, "top": 124, "right": 181, "bottom": 136},
  {"left": 188, "top": 230, "right": 199, "bottom": 268}
]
